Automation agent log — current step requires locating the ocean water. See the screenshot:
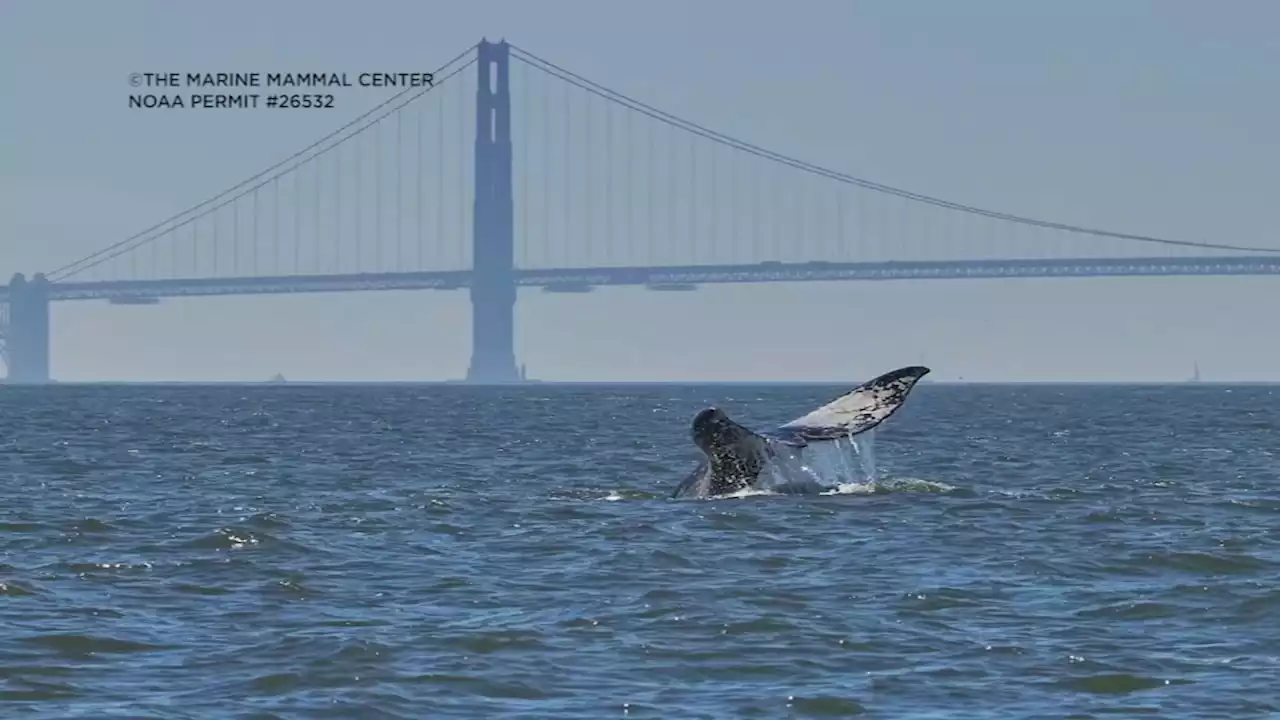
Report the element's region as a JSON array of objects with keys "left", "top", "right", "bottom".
[{"left": 1, "top": 382, "right": 1277, "bottom": 718}]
